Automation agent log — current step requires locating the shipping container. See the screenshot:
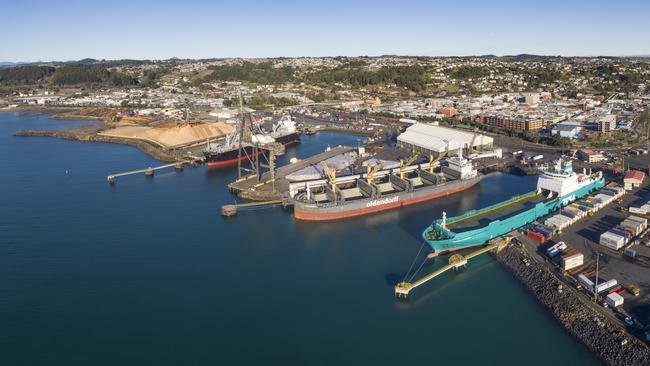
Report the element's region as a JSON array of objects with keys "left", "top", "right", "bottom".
[
  {"left": 534, "top": 226, "right": 553, "bottom": 240},
  {"left": 628, "top": 215, "right": 648, "bottom": 226},
  {"left": 620, "top": 221, "right": 643, "bottom": 236},
  {"left": 600, "top": 231, "right": 626, "bottom": 250},
  {"left": 601, "top": 189, "right": 618, "bottom": 197},
  {"left": 527, "top": 230, "right": 545, "bottom": 243},
  {"left": 629, "top": 206, "right": 648, "bottom": 215},
  {"left": 611, "top": 227, "right": 632, "bottom": 239},
  {"left": 558, "top": 214, "right": 575, "bottom": 223},
  {"left": 578, "top": 274, "right": 594, "bottom": 290},
  {"left": 562, "top": 252, "right": 584, "bottom": 271},
  {"left": 610, "top": 286, "right": 625, "bottom": 294},
  {"left": 537, "top": 224, "right": 557, "bottom": 236},
  {"left": 595, "top": 279, "right": 618, "bottom": 293},
  {"left": 606, "top": 292, "right": 624, "bottom": 307}
]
